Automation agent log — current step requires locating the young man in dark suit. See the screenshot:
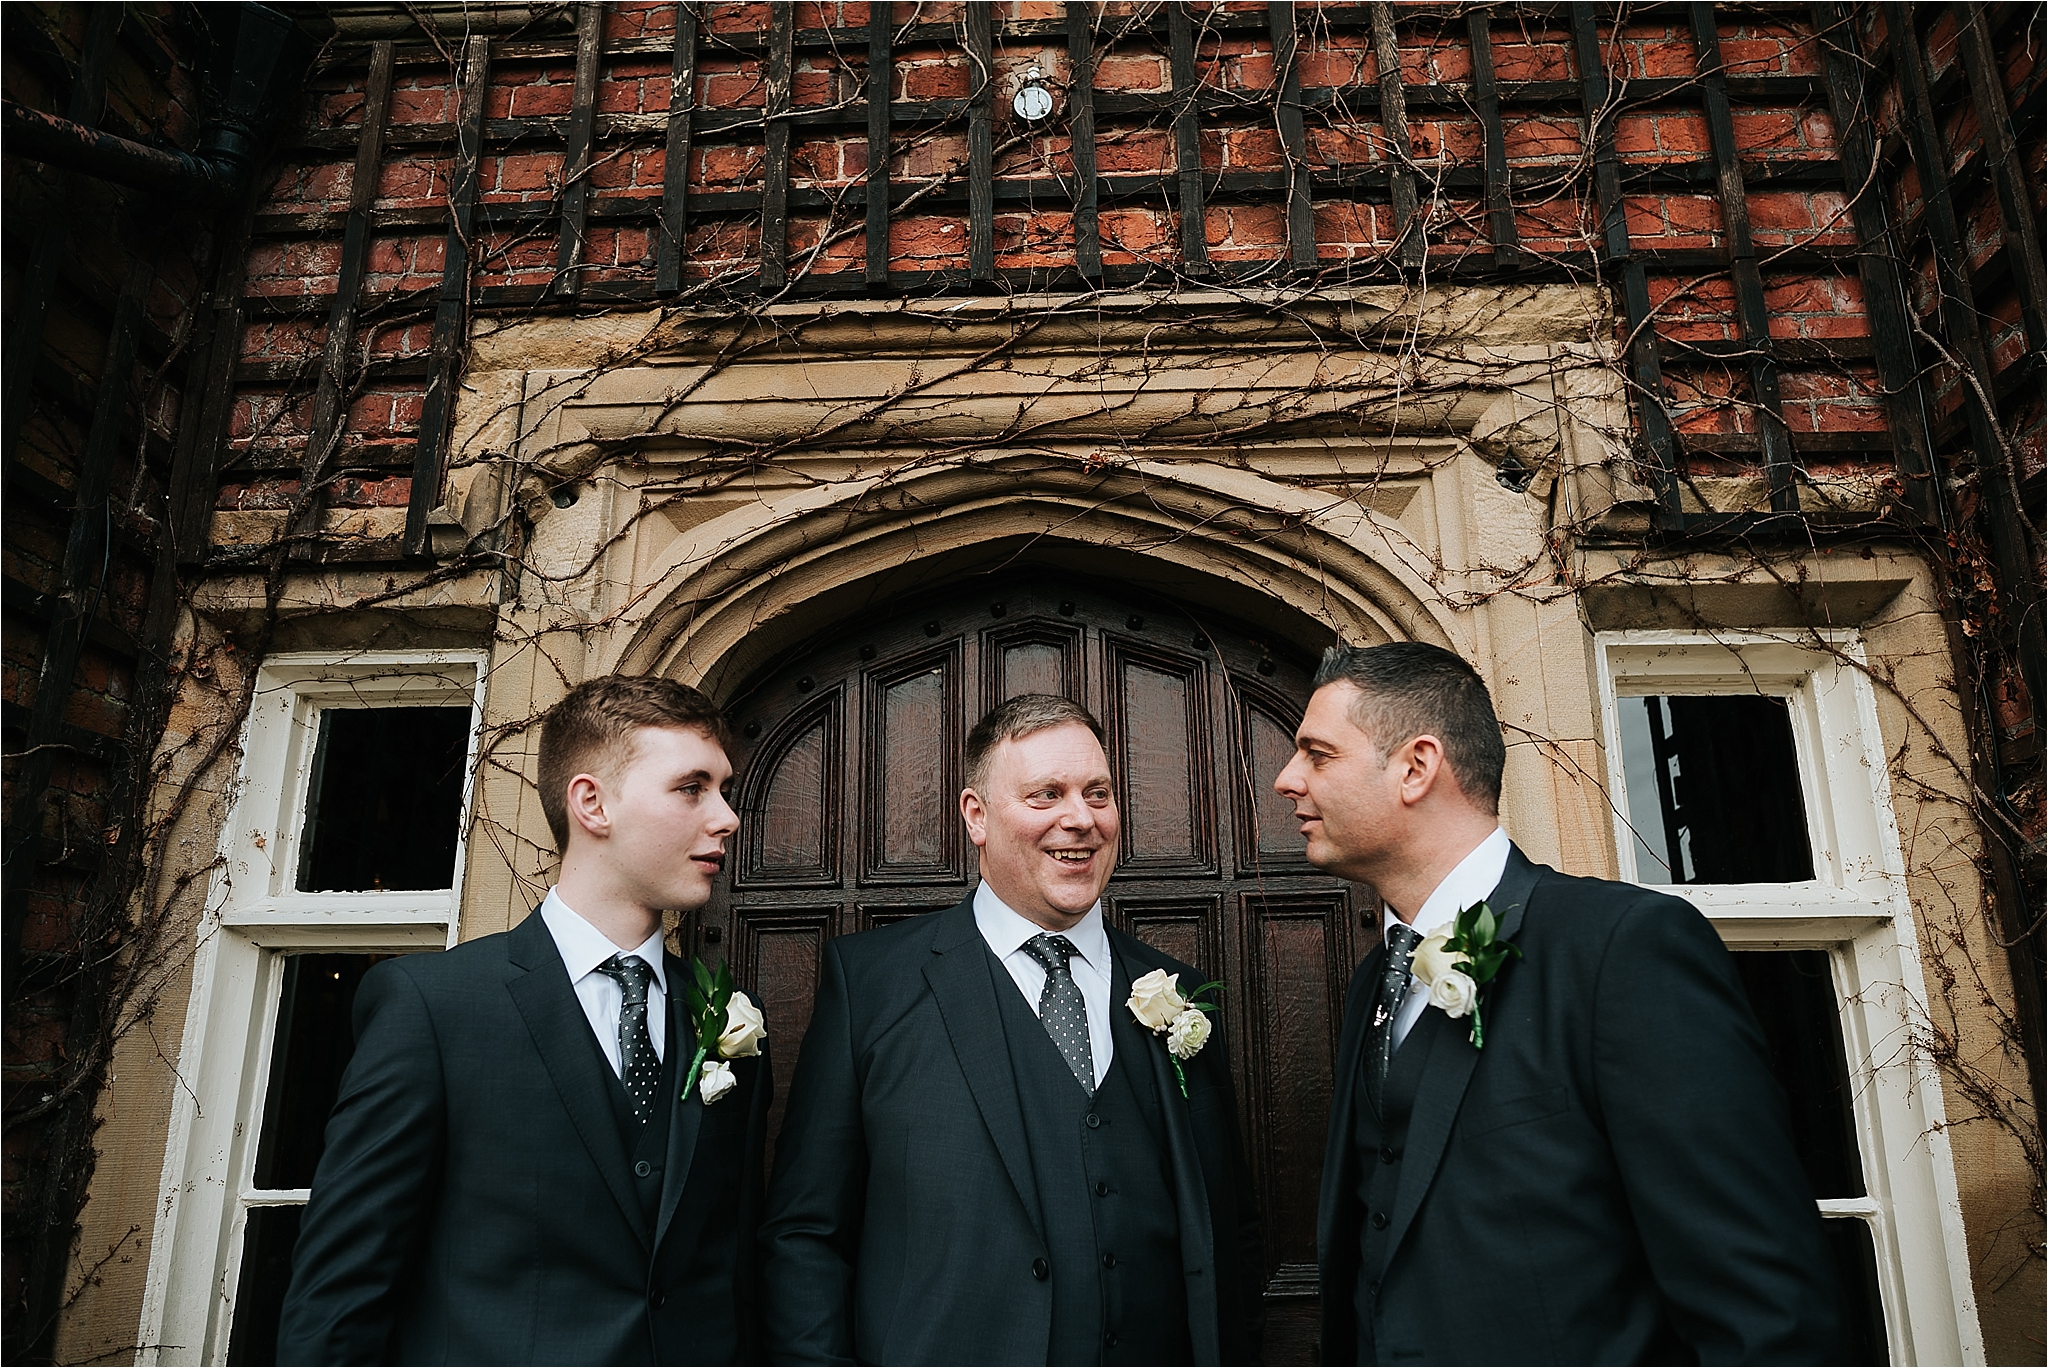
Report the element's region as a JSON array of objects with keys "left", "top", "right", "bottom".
[
  {"left": 1276, "top": 642, "right": 1838, "bottom": 1365},
  {"left": 278, "top": 676, "right": 772, "bottom": 1365},
  {"left": 761, "top": 694, "right": 1264, "bottom": 1366}
]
